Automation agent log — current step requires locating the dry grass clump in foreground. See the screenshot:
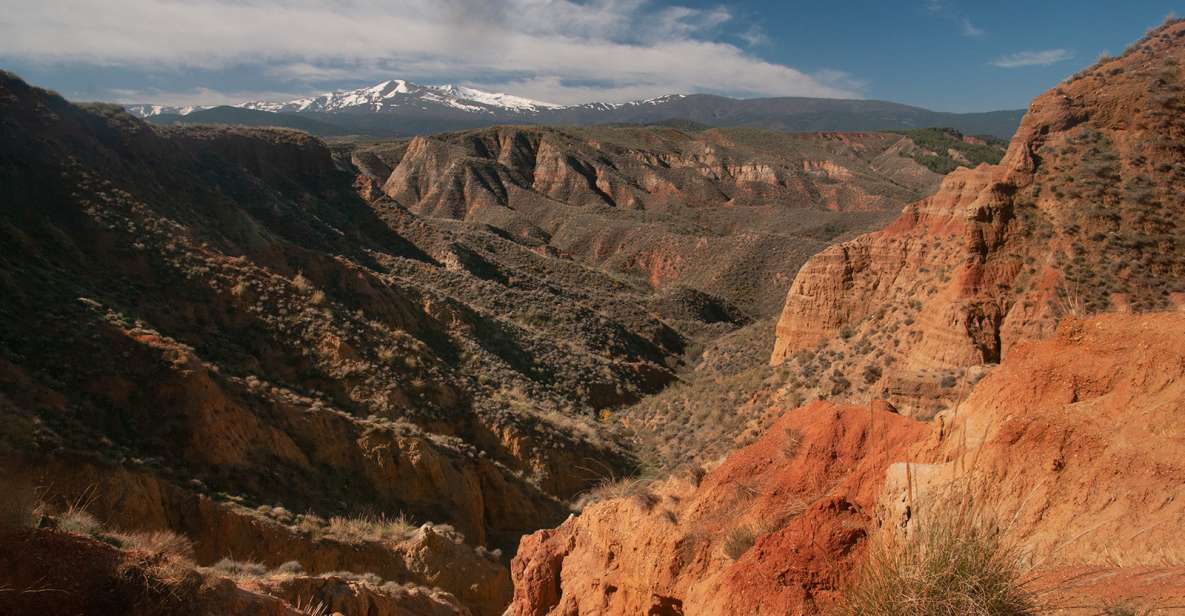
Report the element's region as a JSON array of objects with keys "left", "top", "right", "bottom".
[
  {"left": 723, "top": 524, "right": 757, "bottom": 560},
  {"left": 838, "top": 487, "right": 1038, "bottom": 616},
  {"left": 295, "top": 512, "right": 420, "bottom": 545},
  {"left": 572, "top": 475, "right": 660, "bottom": 512}
]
